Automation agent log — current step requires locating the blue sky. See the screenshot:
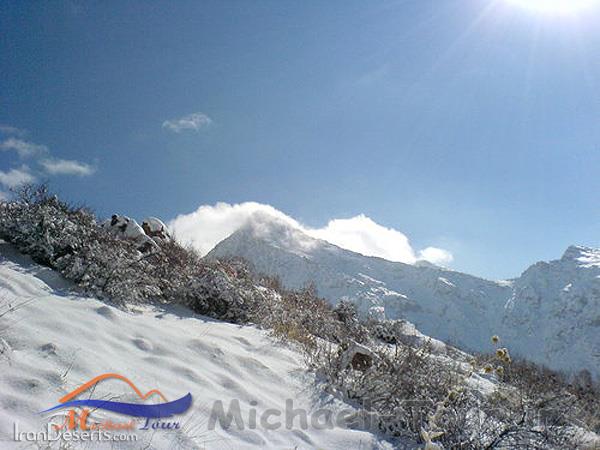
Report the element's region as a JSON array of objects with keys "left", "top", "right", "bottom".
[{"left": 1, "top": 0, "right": 600, "bottom": 279}]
